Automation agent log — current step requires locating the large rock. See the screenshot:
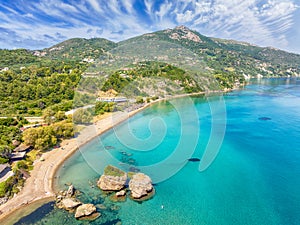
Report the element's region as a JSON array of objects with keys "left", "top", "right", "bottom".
[
  {"left": 97, "top": 165, "right": 127, "bottom": 191},
  {"left": 129, "top": 173, "right": 153, "bottom": 199},
  {"left": 61, "top": 198, "right": 81, "bottom": 210},
  {"left": 75, "top": 204, "right": 97, "bottom": 219}
]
